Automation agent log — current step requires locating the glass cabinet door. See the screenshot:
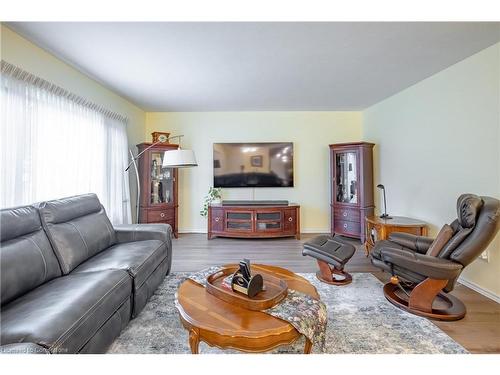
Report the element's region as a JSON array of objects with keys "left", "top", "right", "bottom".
[
  {"left": 335, "top": 151, "right": 358, "bottom": 204},
  {"left": 150, "top": 151, "right": 174, "bottom": 205}
]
